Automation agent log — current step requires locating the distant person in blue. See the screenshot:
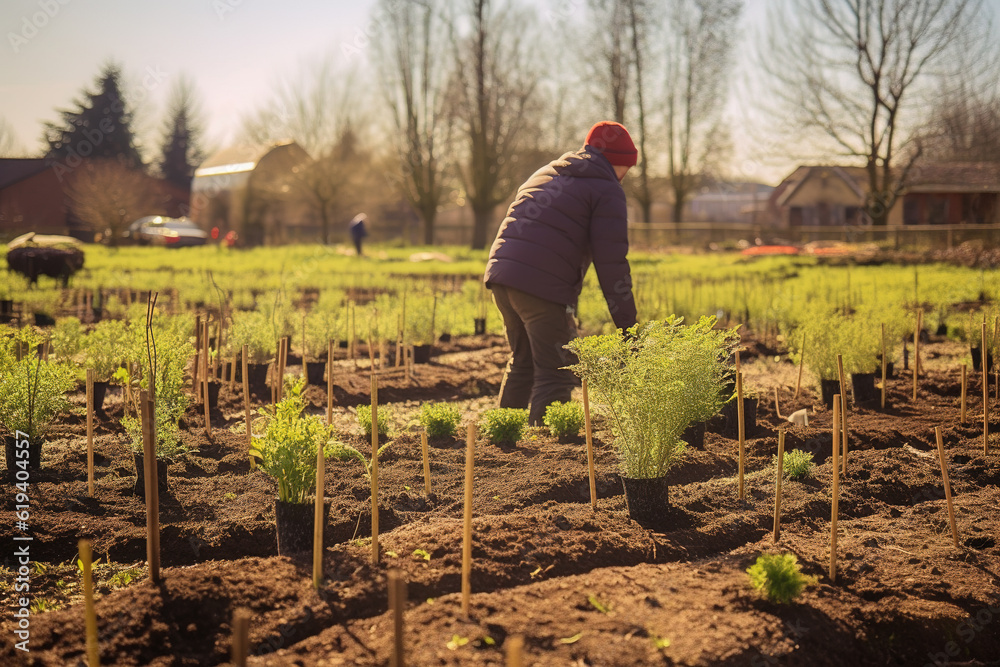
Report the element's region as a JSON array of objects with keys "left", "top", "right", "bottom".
[{"left": 349, "top": 213, "right": 368, "bottom": 256}]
